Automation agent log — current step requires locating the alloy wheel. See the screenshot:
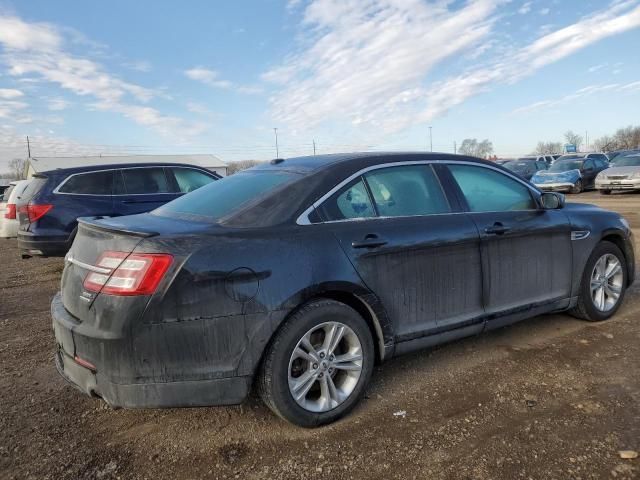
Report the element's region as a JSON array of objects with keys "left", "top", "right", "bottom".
[
  {"left": 590, "top": 253, "right": 623, "bottom": 312},
  {"left": 288, "top": 322, "right": 363, "bottom": 413}
]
